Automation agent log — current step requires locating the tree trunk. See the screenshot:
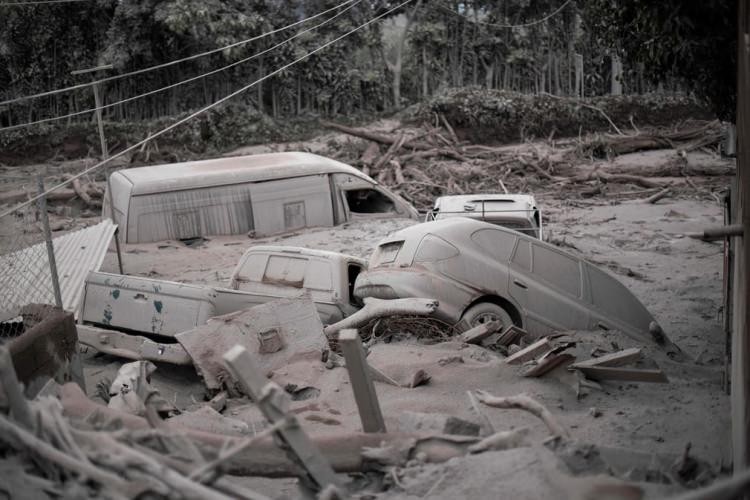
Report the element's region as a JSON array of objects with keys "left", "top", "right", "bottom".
[
  {"left": 257, "top": 57, "right": 264, "bottom": 113},
  {"left": 422, "top": 45, "right": 429, "bottom": 98},
  {"left": 611, "top": 54, "right": 623, "bottom": 95}
]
